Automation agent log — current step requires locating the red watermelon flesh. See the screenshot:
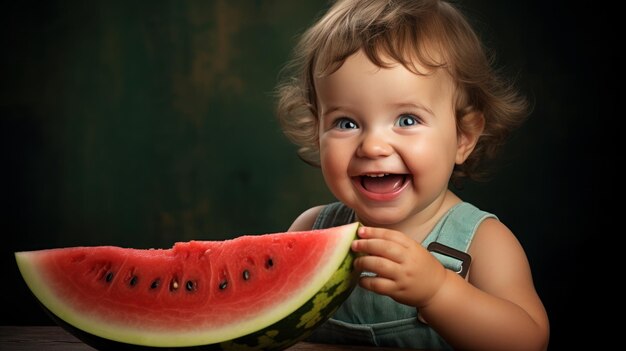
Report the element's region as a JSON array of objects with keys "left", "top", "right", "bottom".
[{"left": 15, "top": 223, "right": 359, "bottom": 348}]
